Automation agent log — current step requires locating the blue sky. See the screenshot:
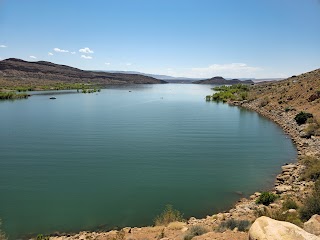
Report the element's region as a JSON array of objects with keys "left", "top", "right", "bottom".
[{"left": 0, "top": 0, "right": 319, "bottom": 78}]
